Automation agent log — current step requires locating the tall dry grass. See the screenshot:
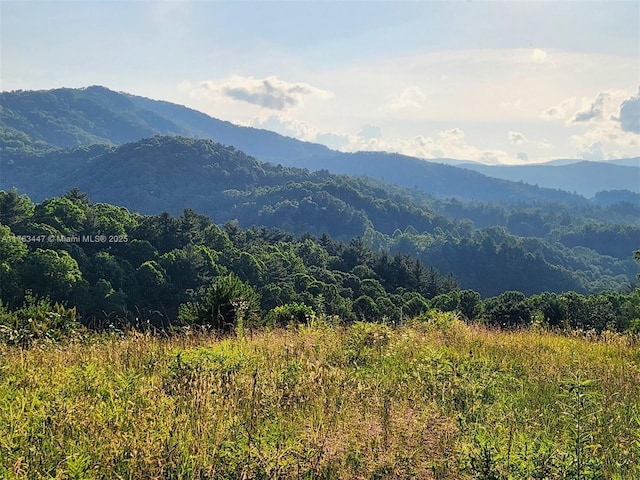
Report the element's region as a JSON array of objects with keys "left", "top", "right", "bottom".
[{"left": 1, "top": 314, "right": 638, "bottom": 479}]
